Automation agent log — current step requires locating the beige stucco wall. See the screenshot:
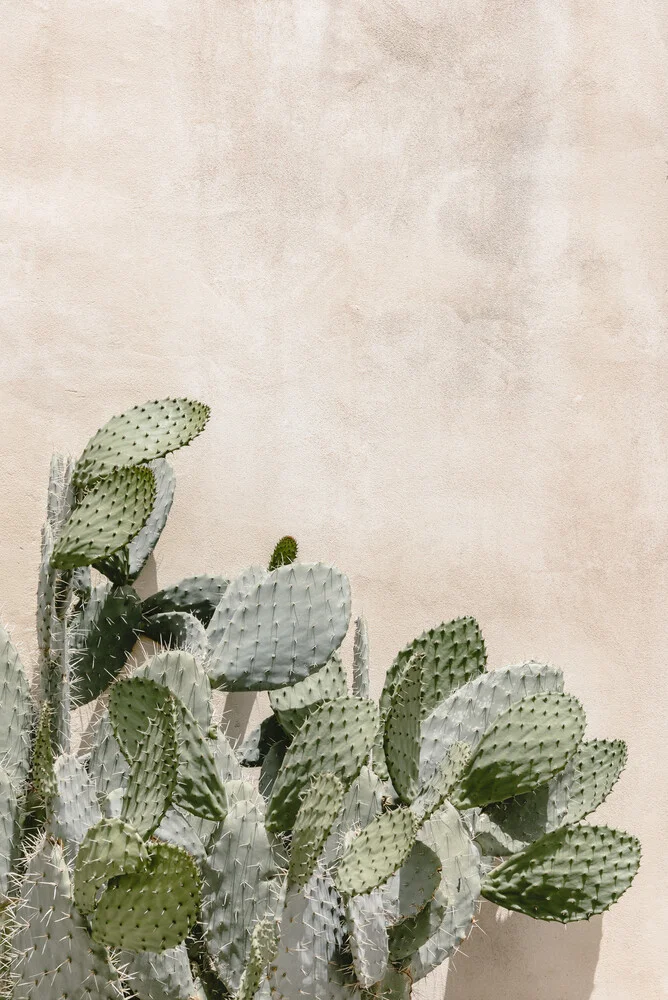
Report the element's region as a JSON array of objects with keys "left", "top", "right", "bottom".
[{"left": 1, "top": 2, "right": 666, "bottom": 998}]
